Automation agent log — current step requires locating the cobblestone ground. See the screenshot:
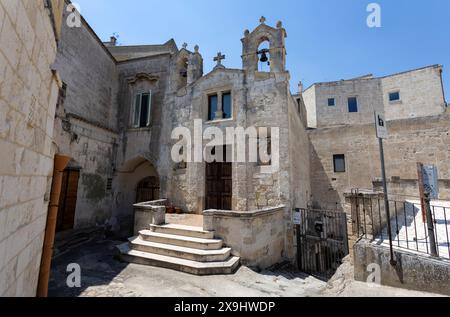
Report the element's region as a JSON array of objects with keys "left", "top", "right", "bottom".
[{"left": 48, "top": 239, "right": 444, "bottom": 297}]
